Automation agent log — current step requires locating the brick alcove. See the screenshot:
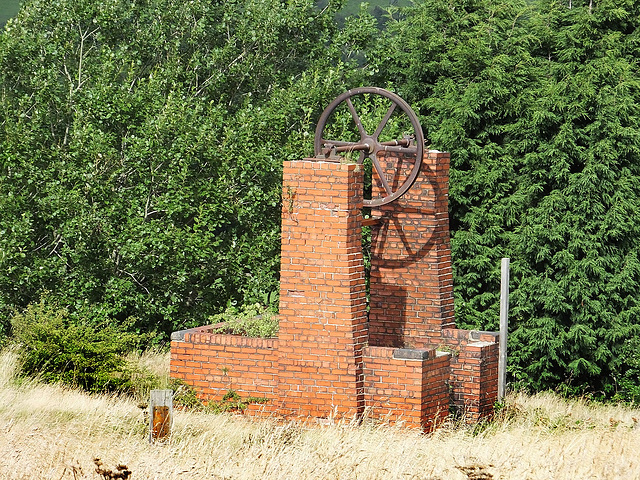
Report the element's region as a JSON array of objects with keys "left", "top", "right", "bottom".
[{"left": 170, "top": 151, "right": 499, "bottom": 429}]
